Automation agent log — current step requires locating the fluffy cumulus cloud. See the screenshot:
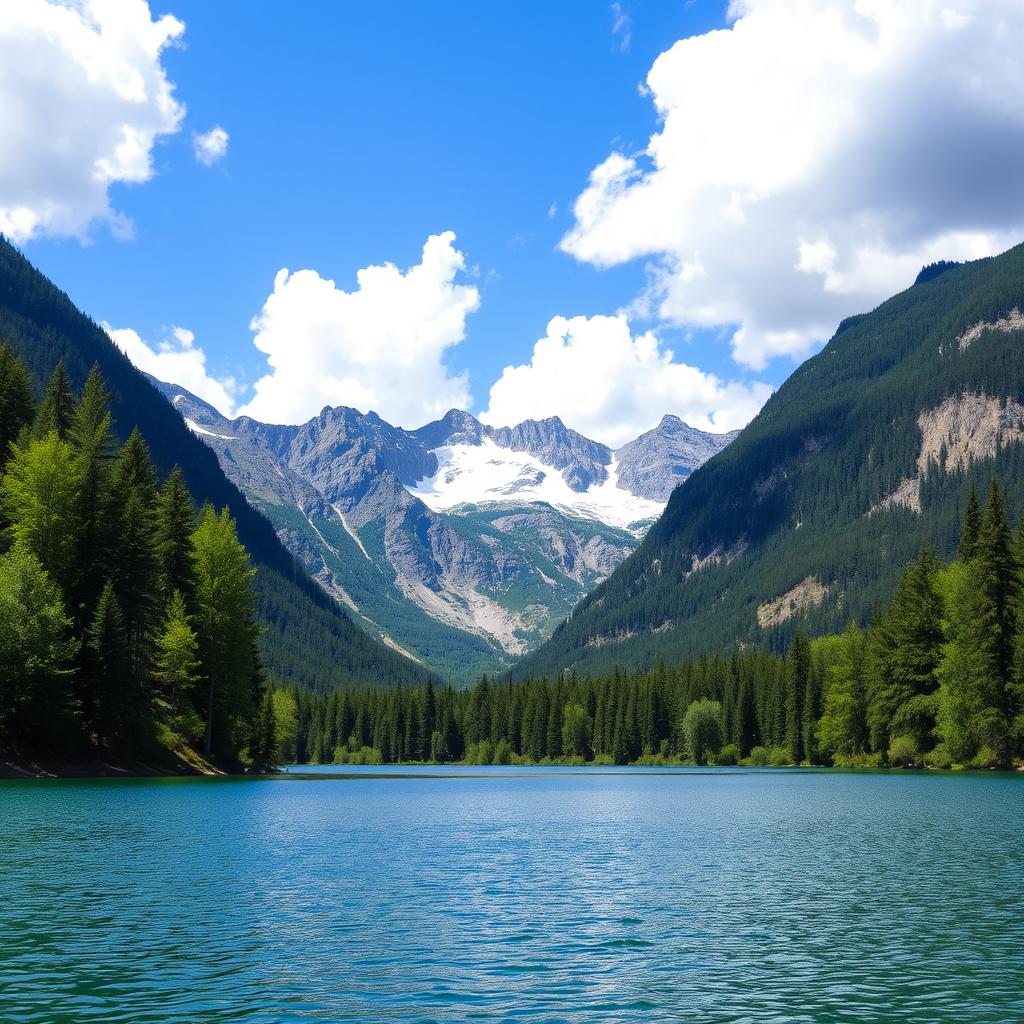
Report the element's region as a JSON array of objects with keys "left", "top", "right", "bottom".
[
  {"left": 193, "top": 125, "right": 229, "bottom": 166},
  {"left": 562, "top": 0, "right": 1024, "bottom": 370},
  {"left": 238, "top": 232, "right": 480, "bottom": 427},
  {"left": 482, "top": 314, "right": 773, "bottom": 447},
  {"left": 107, "top": 323, "right": 238, "bottom": 415},
  {"left": 0, "top": 0, "right": 185, "bottom": 242}
]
